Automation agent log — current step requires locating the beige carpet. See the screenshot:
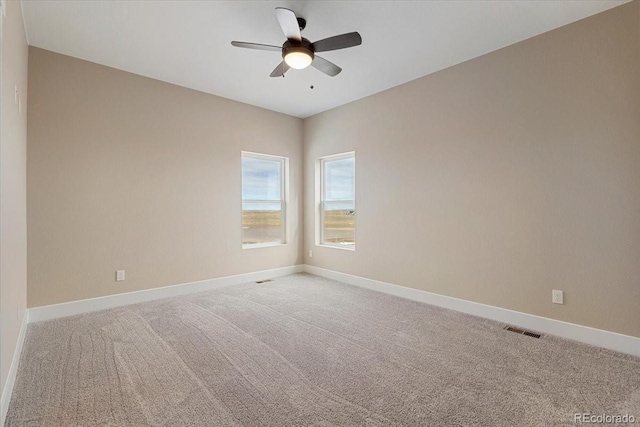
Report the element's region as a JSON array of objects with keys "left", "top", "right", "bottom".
[{"left": 5, "top": 273, "right": 640, "bottom": 426}]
